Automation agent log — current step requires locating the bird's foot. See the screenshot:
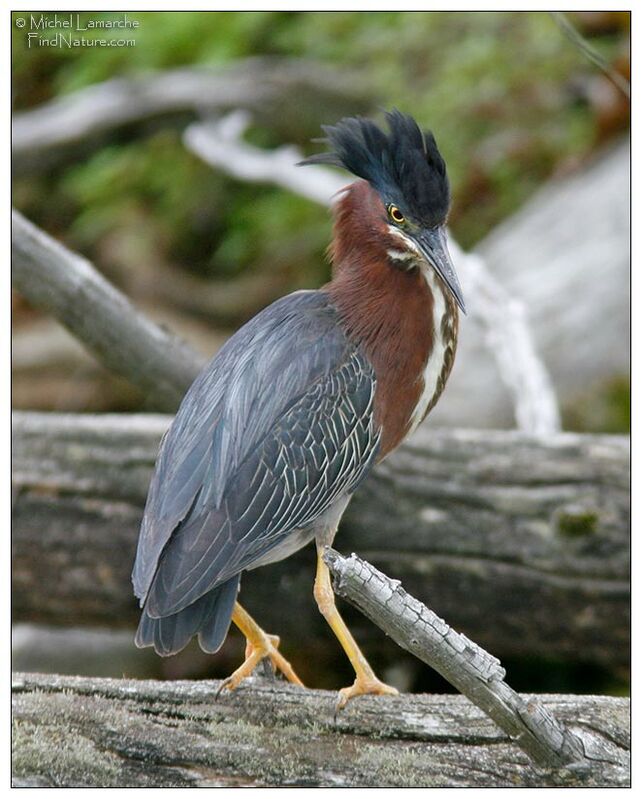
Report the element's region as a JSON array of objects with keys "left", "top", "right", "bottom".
[
  {"left": 218, "top": 631, "right": 304, "bottom": 696},
  {"left": 336, "top": 674, "right": 398, "bottom": 710}
]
